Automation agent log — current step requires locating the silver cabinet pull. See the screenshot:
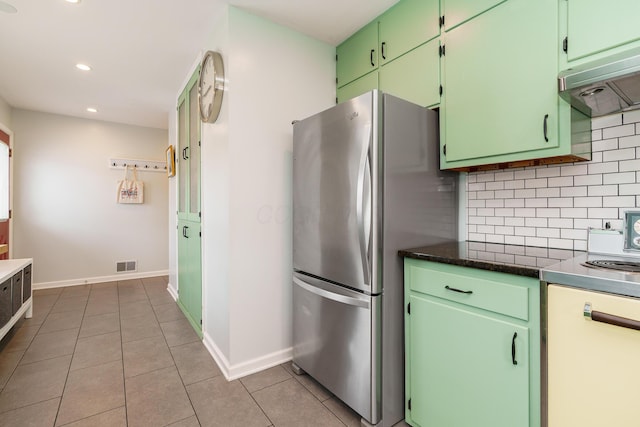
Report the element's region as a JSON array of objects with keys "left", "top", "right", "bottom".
[{"left": 584, "top": 302, "right": 640, "bottom": 331}]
